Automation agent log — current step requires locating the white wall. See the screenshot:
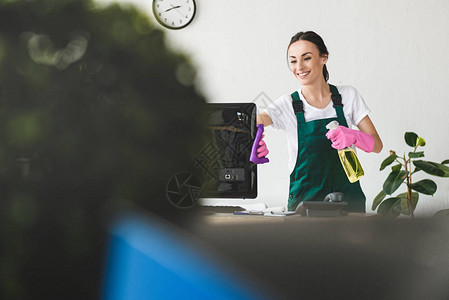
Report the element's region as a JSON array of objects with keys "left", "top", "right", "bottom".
[{"left": 98, "top": 0, "right": 449, "bottom": 215}]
